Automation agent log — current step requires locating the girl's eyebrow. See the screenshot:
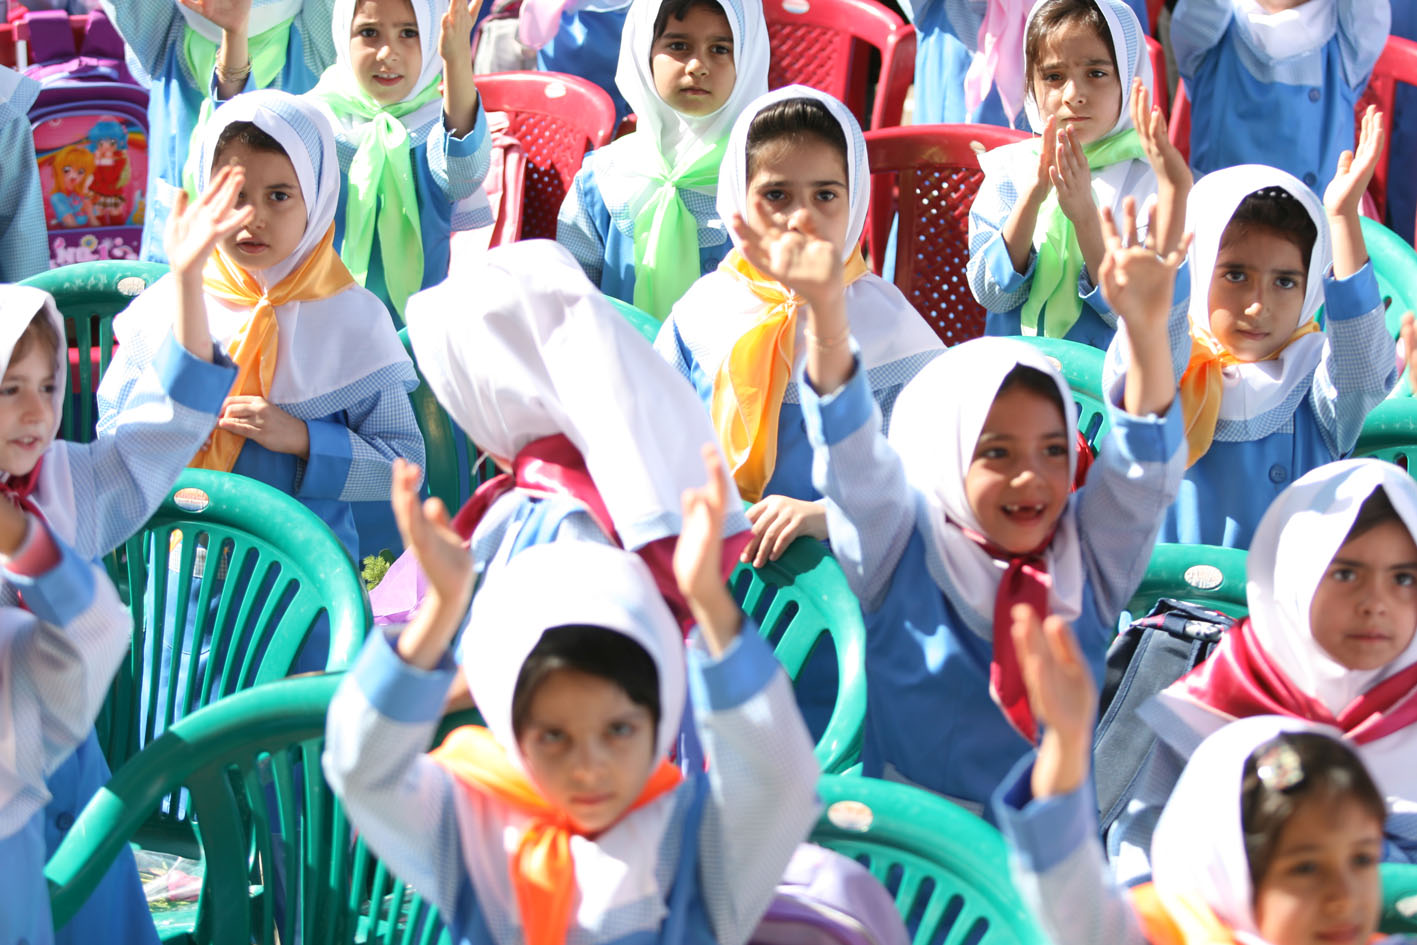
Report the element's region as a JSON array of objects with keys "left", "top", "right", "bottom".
[
  {"left": 264, "top": 182, "right": 298, "bottom": 191},
  {"left": 1330, "top": 556, "right": 1417, "bottom": 569}
]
